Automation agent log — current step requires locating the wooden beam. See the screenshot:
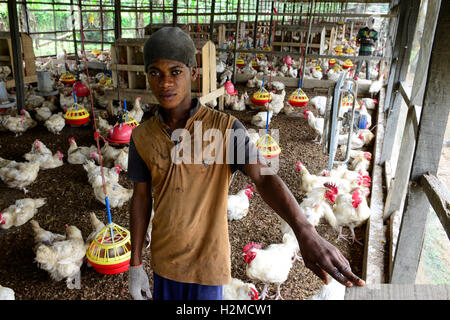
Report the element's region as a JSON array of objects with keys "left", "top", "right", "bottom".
[
  {"left": 420, "top": 174, "right": 450, "bottom": 240},
  {"left": 363, "top": 86, "right": 387, "bottom": 284}
]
